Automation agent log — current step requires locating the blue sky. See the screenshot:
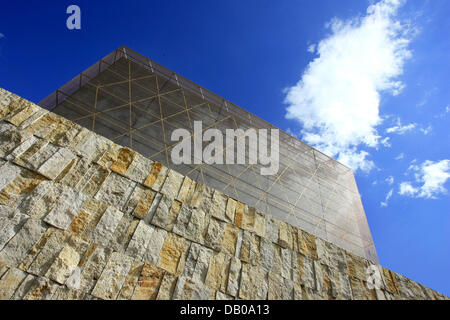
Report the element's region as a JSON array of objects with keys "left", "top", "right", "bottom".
[{"left": 1, "top": 0, "right": 449, "bottom": 296}]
